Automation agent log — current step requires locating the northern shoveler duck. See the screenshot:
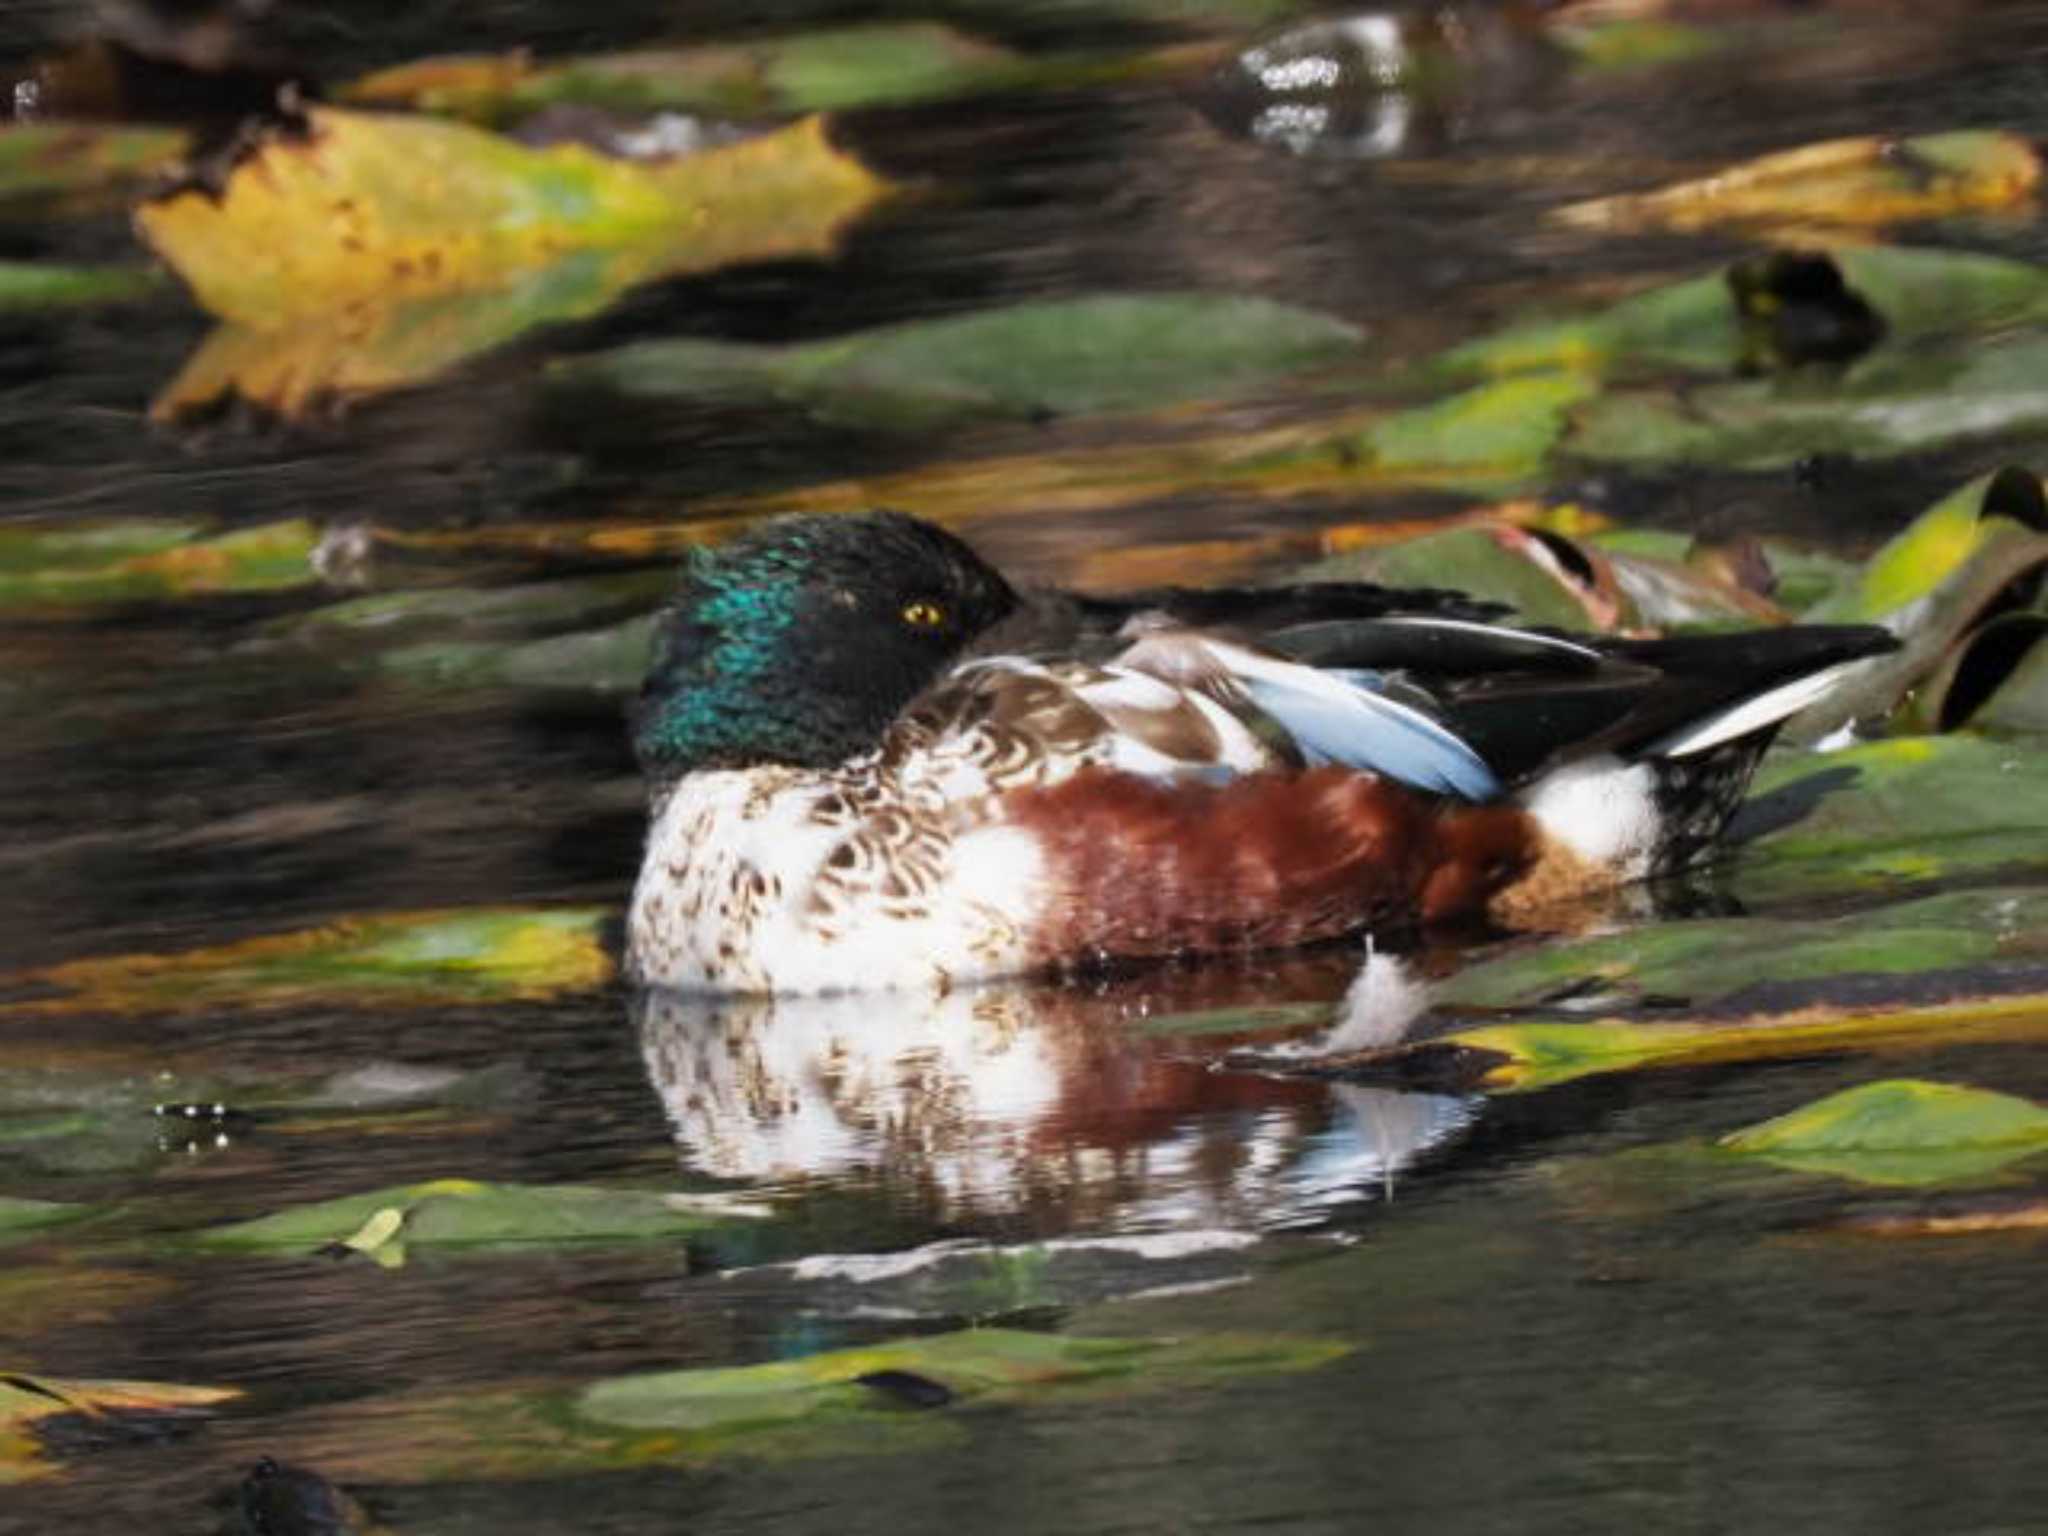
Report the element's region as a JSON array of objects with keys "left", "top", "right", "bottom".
[{"left": 626, "top": 511, "right": 1894, "bottom": 994}]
